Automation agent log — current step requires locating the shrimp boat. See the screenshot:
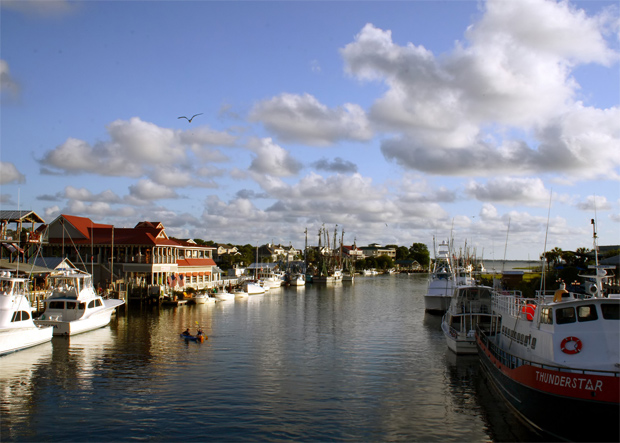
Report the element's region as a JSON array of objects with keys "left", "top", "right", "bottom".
[
  {"left": 476, "top": 221, "right": 619, "bottom": 441},
  {"left": 34, "top": 269, "right": 125, "bottom": 336},
  {"left": 0, "top": 271, "right": 53, "bottom": 355},
  {"left": 441, "top": 284, "right": 497, "bottom": 354},
  {"left": 424, "top": 239, "right": 474, "bottom": 313}
]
